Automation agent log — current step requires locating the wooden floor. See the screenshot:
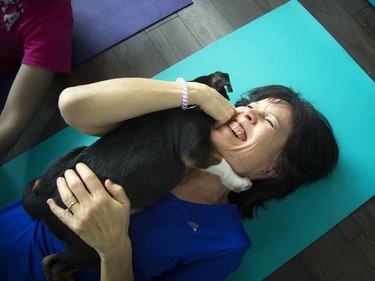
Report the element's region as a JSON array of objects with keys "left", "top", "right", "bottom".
[{"left": 3, "top": 0, "right": 375, "bottom": 280}]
